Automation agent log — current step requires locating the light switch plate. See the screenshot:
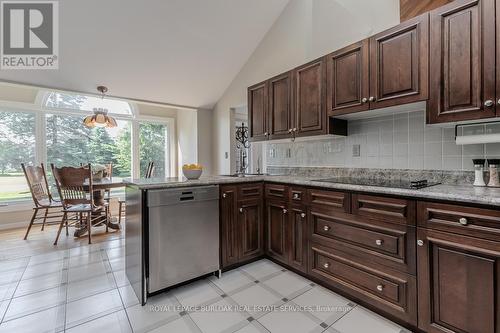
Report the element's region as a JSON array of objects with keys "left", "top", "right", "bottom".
[{"left": 352, "top": 144, "right": 361, "bottom": 157}]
